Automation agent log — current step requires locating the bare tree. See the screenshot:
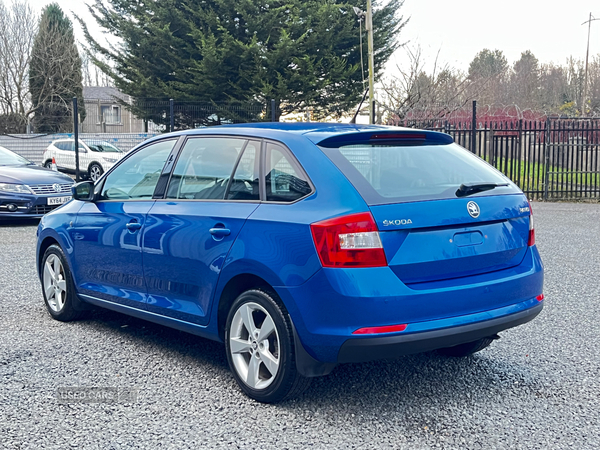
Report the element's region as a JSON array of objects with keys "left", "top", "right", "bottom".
[
  {"left": 588, "top": 55, "right": 600, "bottom": 114},
  {"left": 379, "top": 46, "right": 477, "bottom": 122},
  {"left": 81, "top": 50, "right": 114, "bottom": 87},
  {"left": 0, "top": 0, "right": 37, "bottom": 116},
  {"left": 509, "top": 51, "right": 541, "bottom": 109}
]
